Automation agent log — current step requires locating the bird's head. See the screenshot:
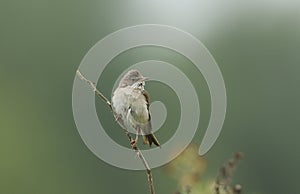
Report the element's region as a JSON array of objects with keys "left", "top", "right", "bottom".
[{"left": 119, "top": 69, "right": 149, "bottom": 88}]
